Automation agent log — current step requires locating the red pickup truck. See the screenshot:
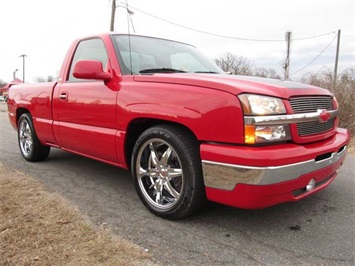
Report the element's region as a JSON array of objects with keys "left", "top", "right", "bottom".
[{"left": 7, "top": 33, "right": 350, "bottom": 219}]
